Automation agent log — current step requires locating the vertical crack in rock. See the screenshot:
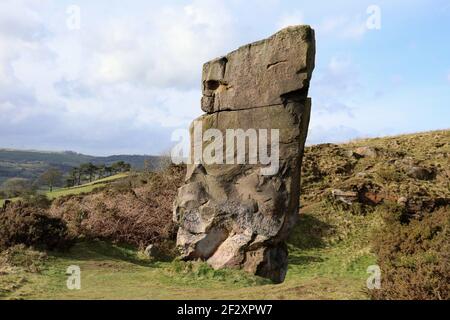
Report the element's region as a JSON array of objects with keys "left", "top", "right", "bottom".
[{"left": 173, "top": 25, "right": 316, "bottom": 283}]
